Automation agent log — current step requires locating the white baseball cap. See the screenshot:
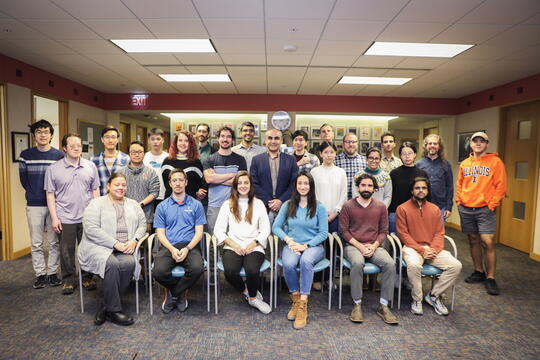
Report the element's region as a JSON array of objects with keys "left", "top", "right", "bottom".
[{"left": 471, "top": 131, "right": 489, "bottom": 142}]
